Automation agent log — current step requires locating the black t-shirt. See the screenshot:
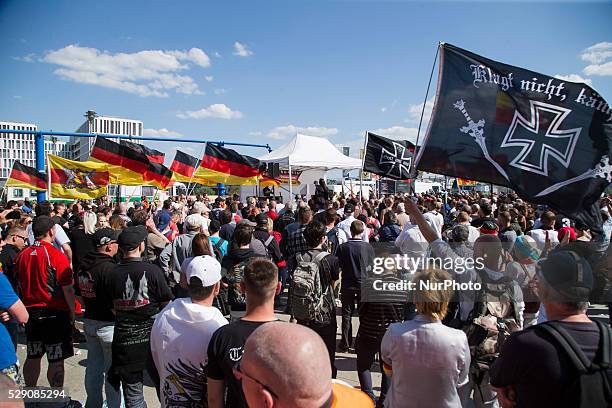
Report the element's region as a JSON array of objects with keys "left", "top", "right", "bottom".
[
  {"left": 69, "top": 228, "right": 95, "bottom": 271},
  {"left": 206, "top": 319, "right": 275, "bottom": 408},
  {"left": 105, "top": 257, "right": 173, "bottom": 370},
  {"left": 0, "top": 244, "right": 20, "bottom": 290},
  {"left": 336, "top": 239, "right": 374, "bottom": 290},
  {"left": 490, "top": 320, "right": 605, "bottom": 408},
  {"left": 77, "top": 251, "right": 117, "bottom": 322},
  {"left": 471, "top": 216, "right": 496, "bottom": 228}
]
